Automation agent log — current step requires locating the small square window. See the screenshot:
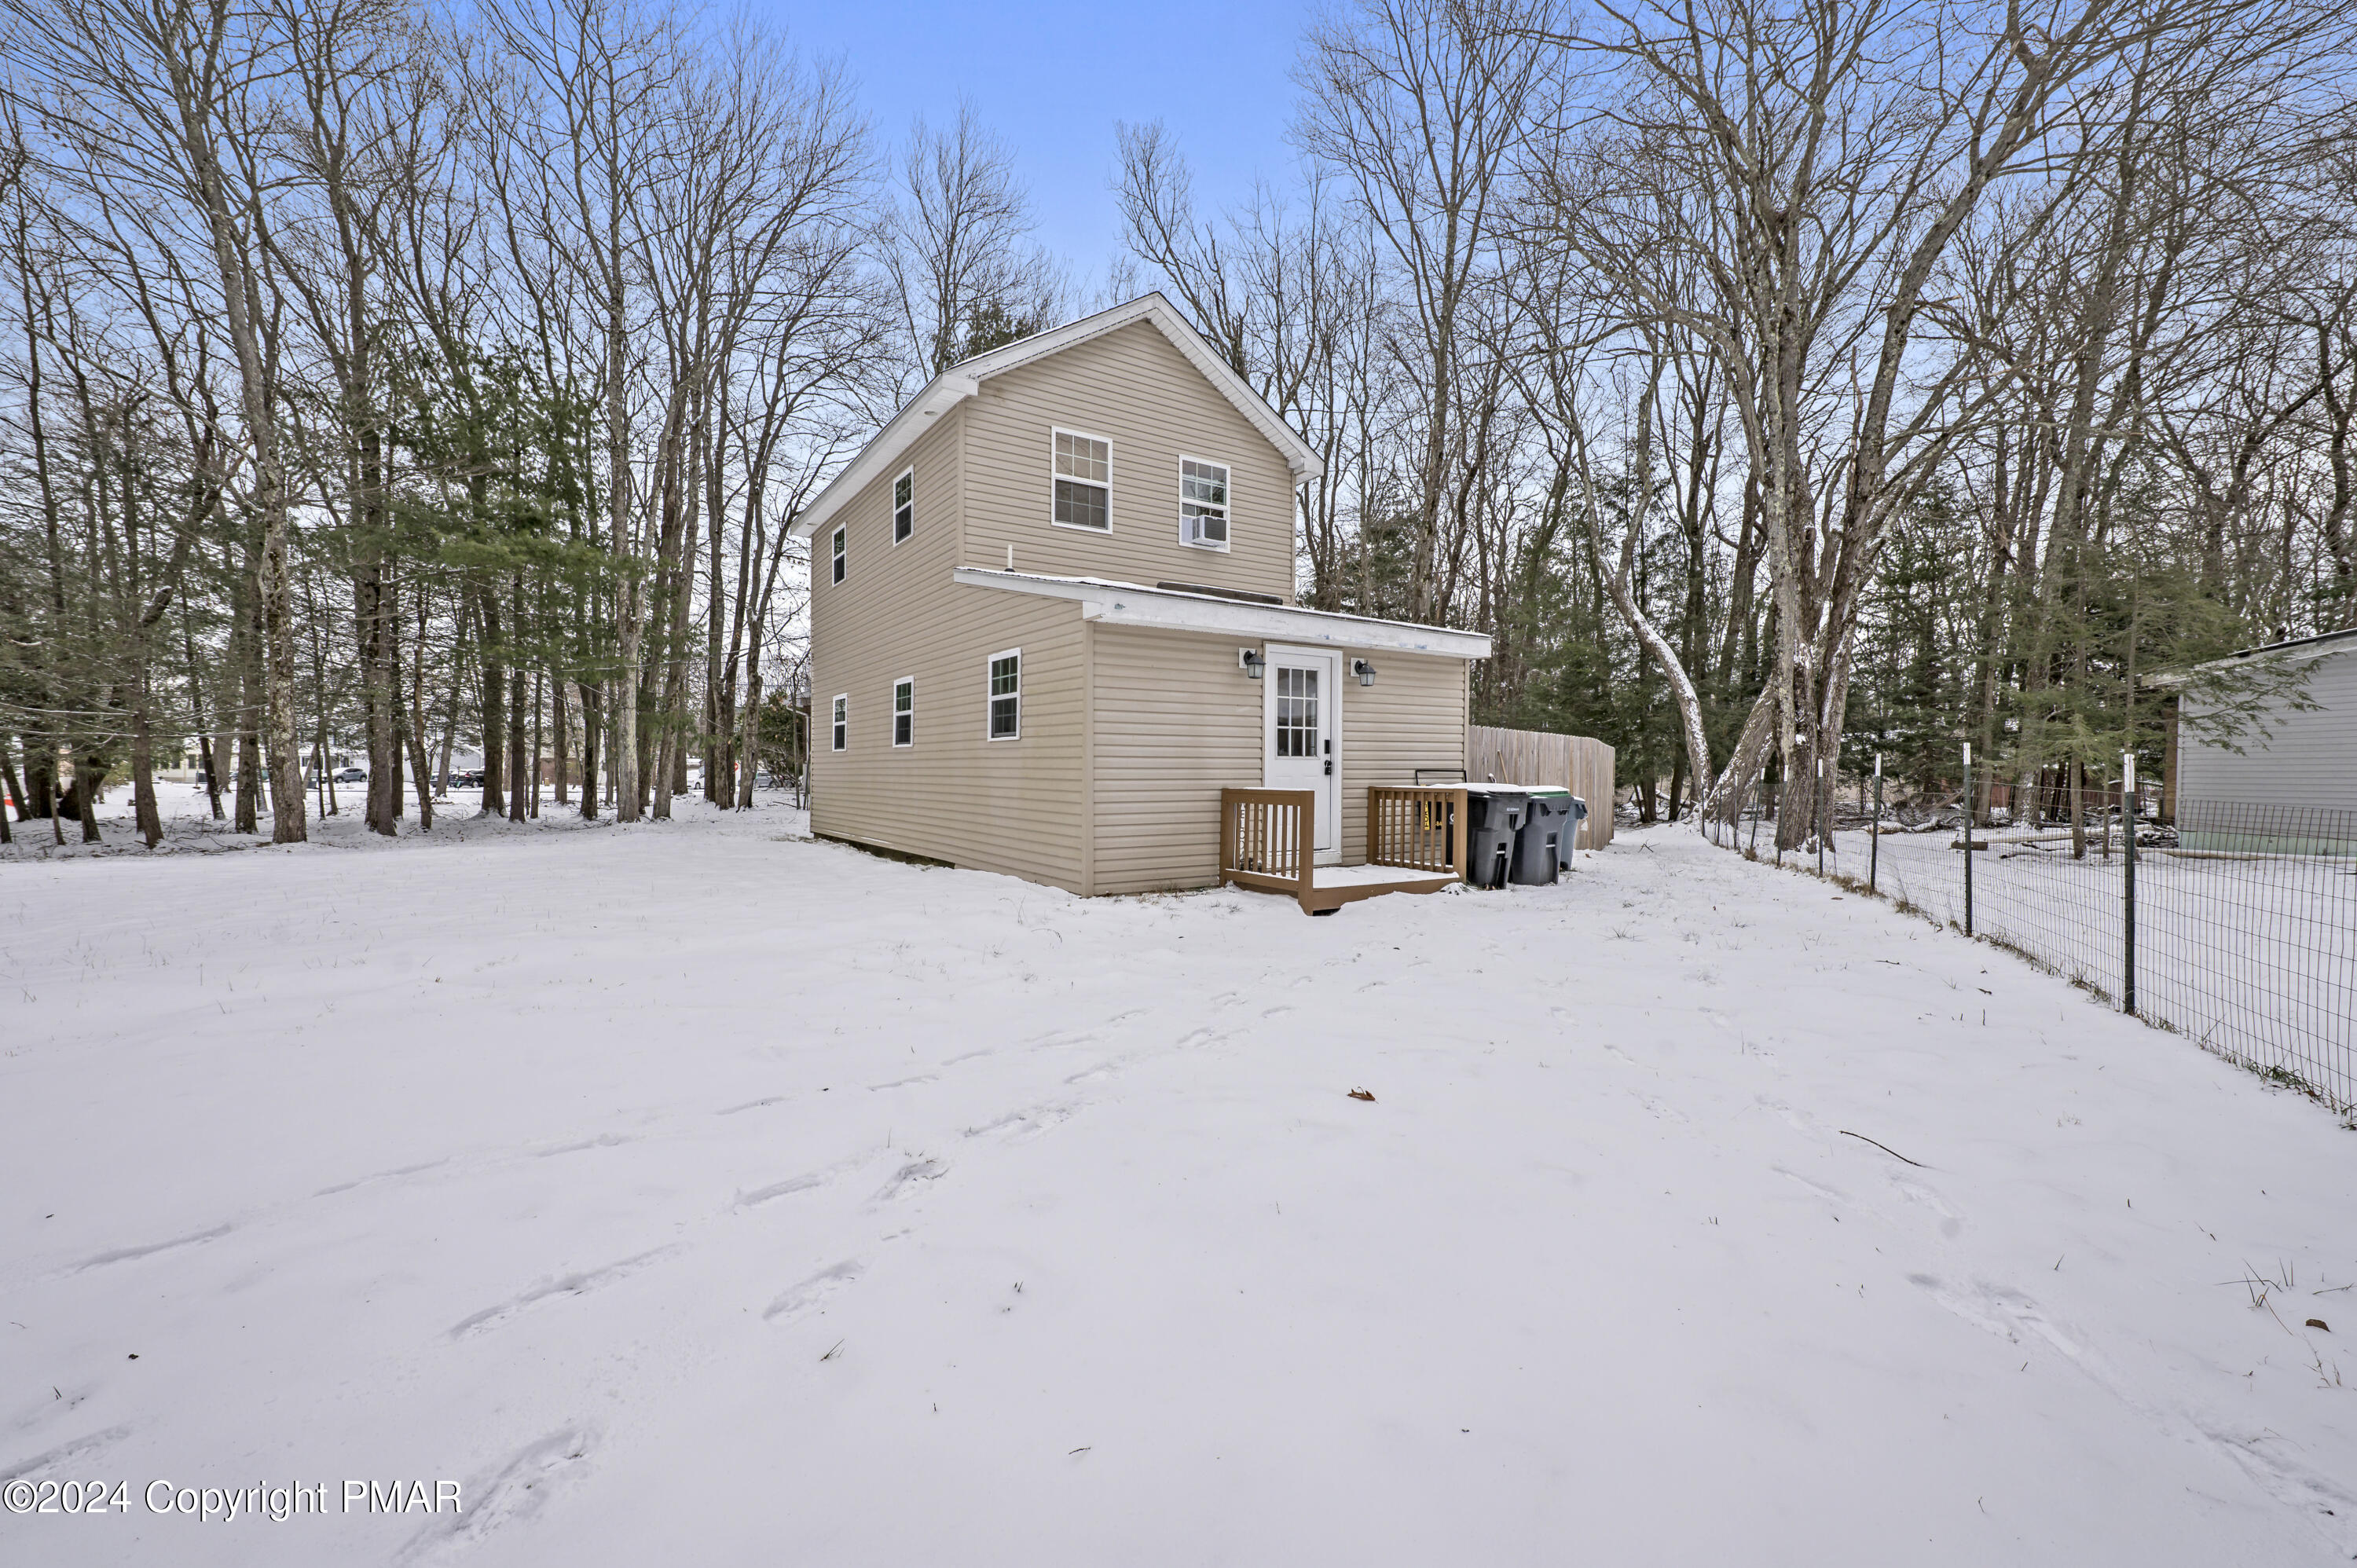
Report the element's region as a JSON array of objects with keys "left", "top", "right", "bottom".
[
  {"left": 893, "top": 678, "right": 914, "bottom": 747},
  {"left": 893, "top": 468, "right": 914, "bottom": 544},
  {"left": 831, "top": 525, "right": 845, "bottom": 584},
  {"left": 1053, "top": 430, "right": 1109, "bottom": 531},
  {"left": 988, "top": 650, "right": 1021, "bottom": 739},
  {"left": 830, "top": 694, "right": 847, "bottom": 752}
]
